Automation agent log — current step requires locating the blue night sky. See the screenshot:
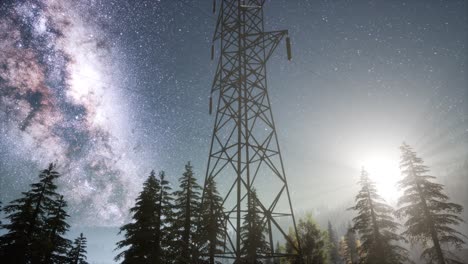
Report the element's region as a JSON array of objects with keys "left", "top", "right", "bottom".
[{"left": 1, "top": 0, "right": 467, "bottom": 263}]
